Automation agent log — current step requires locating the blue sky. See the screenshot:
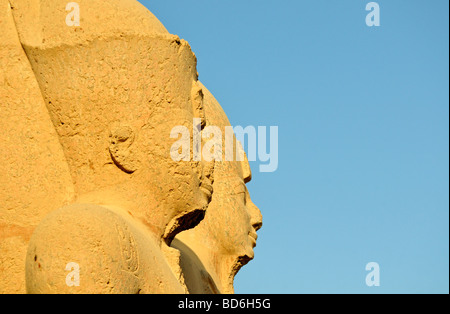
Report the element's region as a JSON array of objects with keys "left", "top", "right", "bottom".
[{"left": 140, "top": 0, "right": 449, "bottom": 293}]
